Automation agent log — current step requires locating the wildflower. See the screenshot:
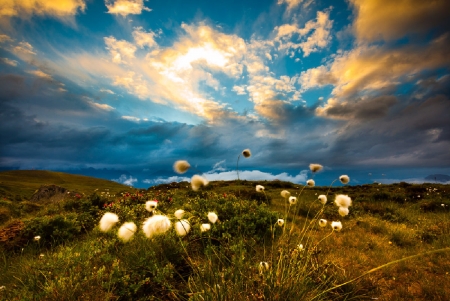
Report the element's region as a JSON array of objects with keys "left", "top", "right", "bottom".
[
  {"left": 281, "top": 190, "right": 290, "bottom": 198},
  {"left": 142, "top": 215, "right": 172, "bottom": 239},
  {"left": 298, "top": 244, "right": 304, "bottom": 251},
  {"left": 319, "top": 219, "right": 327, "bottom": 227},
  {"left": 334, "top": 194, "right": 352, "bottom": 208},
  {"left": 309, "top": 163, "right": 323, "bottom": 173},
  {"left": 208, "top": 212, "right": 218, "bottom": 224},
  {"left": 339, "top": 175, "right": 350, "bottom": 184},
  {"left": 174, "top": 209, "right": 185, "bottom": 219},
  {"left": 39, "top": 254, "right": 45, "bottom": 258},
  {"left": 256, "top": 185, "right": 265, "bottom": 192},
  {"left": 259, "top": 261, "right": 269, "bottom": 274},
  {"left": 289, "top": 196, "right": 297, "bottom": 205},
  {"left": 173, "top": 160, "right": 190, "bottom": 174},
  {"left": 34, "top": 236, "right": 41, "bottom": 241},
  {"left": 145, "top": 200, "right": 158, "bottom": 212},
  {"left": 191, "top": 175, "right": 209, "bottom": 191},
  {"left": 277, "top": 219, "right": 285, "bottom": 226},
  {"left": 117, "top": 222, "right": 137, "bottom": 242},
  {"left": 200, "top": 223, "right": 211, "bottom": 232},
  {"left": 306, "top": 179, "right": 315, "bottom": 187},
  {"left": 338, "top": 207, "right": 349, "bottom": 217},
  {"left": 175, "top": 220, "right": 191, "bottom": 237},
  {"left": 318, "top": 195, "right": 327, "bottom": 205},
  {"left": 331, "top": 221, "right": 343, "bottom": 232},
  {"left": 99, "top": 212, "right": 119, "bottom": 232},
  {"left": 242, "top": 149, "right": 252, "bottom": 158}
]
